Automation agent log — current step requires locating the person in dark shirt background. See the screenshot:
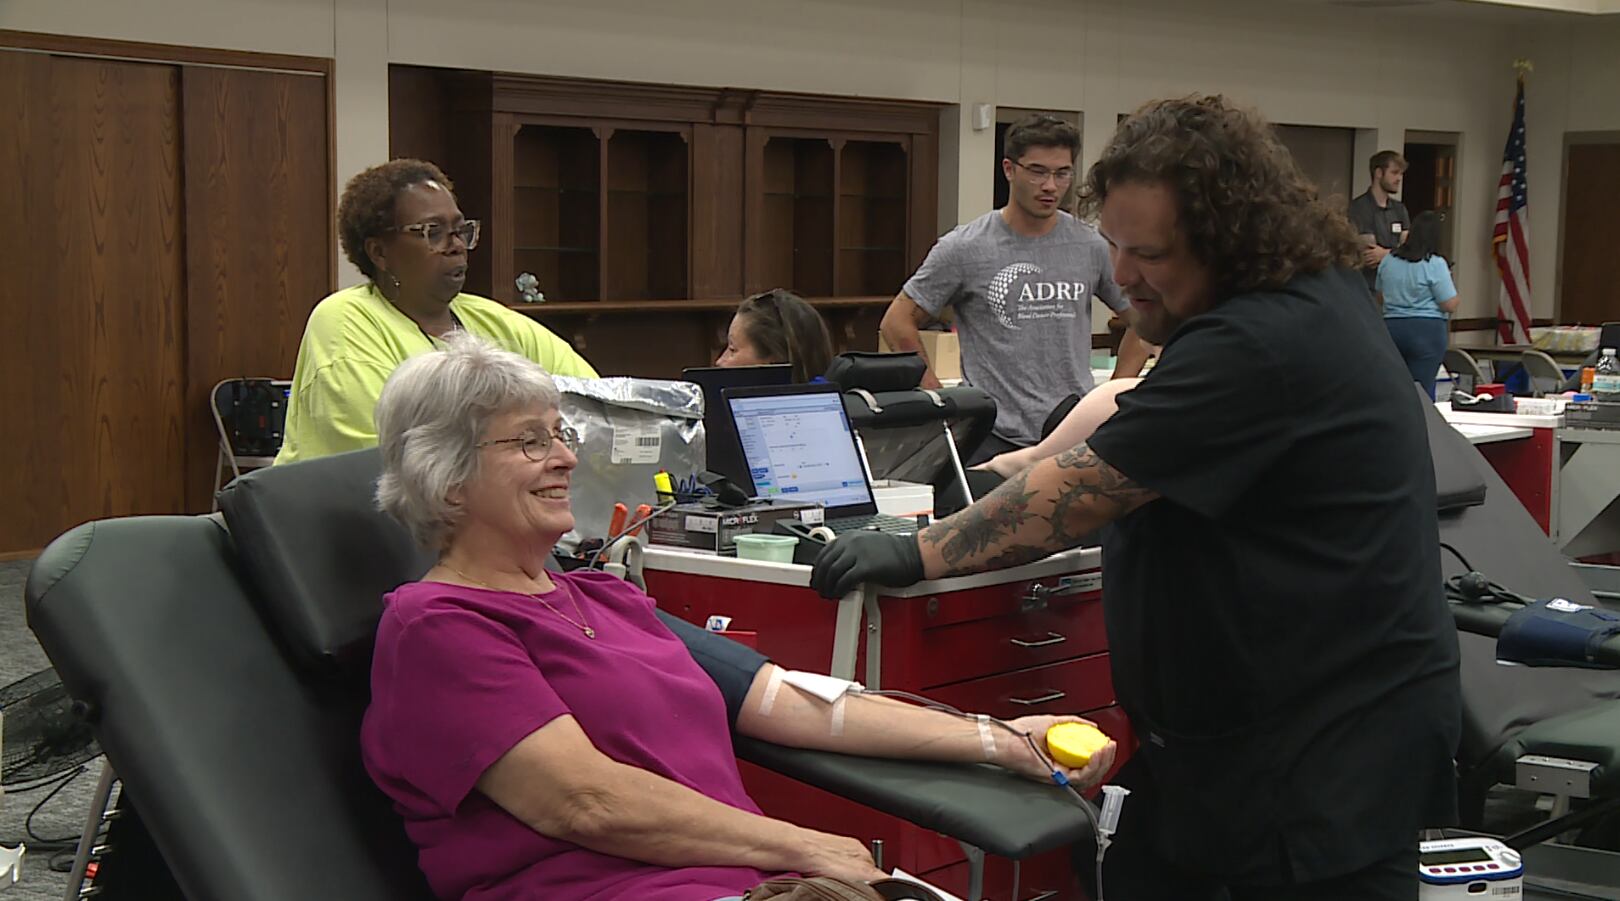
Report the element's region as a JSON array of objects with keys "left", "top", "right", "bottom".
[
  {"left": 812, "top": 95, "right": 1460, "bottom": 901},
  {"left": 1348, "top": 150, "right": 1412, "bottom": 292}
]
